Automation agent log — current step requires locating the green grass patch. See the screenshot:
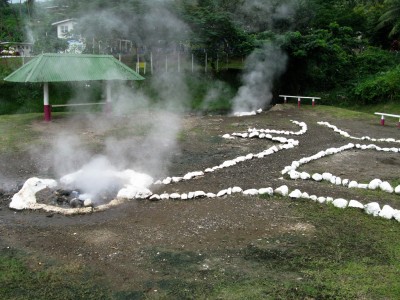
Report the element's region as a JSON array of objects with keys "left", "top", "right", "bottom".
[{"left": 0, "top": 247, "right": 109, "bottom": 300}]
